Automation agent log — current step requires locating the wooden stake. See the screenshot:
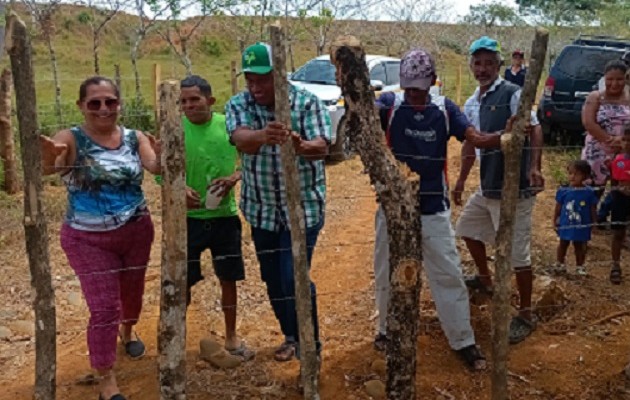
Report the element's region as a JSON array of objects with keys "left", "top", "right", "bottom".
[
  {"left": 330, "top": 35, "right": 423, "bottom": 400},
  {"left": 230, "top": 60, "right": 238, "bottom": 95},
  {"left": 6, "top": 11, "right": 56, "bottom": 400},
  {"left": 456, "top": 63, "right": 462, "bottom": 106},
  {"left": 491, "top": 28, "right": 548, "bottom": 400},
  {"left": 0, "top": 68, "right": 18, "bottom": 193},
  {"left": 269, "top": 23, "right": 320, "bottom": 400},
  {"left": 114, "top": 64, "right": 123, "bottom": 114},
  {"left": 153, "top": 63, "right": 161, "bottom": 133},
  {"left": 158, "top": 80, "right": 187, "bottom": 400}
]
